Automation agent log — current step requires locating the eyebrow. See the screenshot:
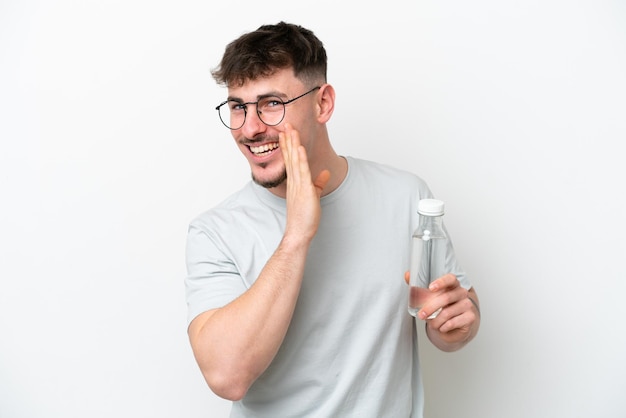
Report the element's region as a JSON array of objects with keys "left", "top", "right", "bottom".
[{"left": 226, "top": 90, "right": 288, "bottom": 102}]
